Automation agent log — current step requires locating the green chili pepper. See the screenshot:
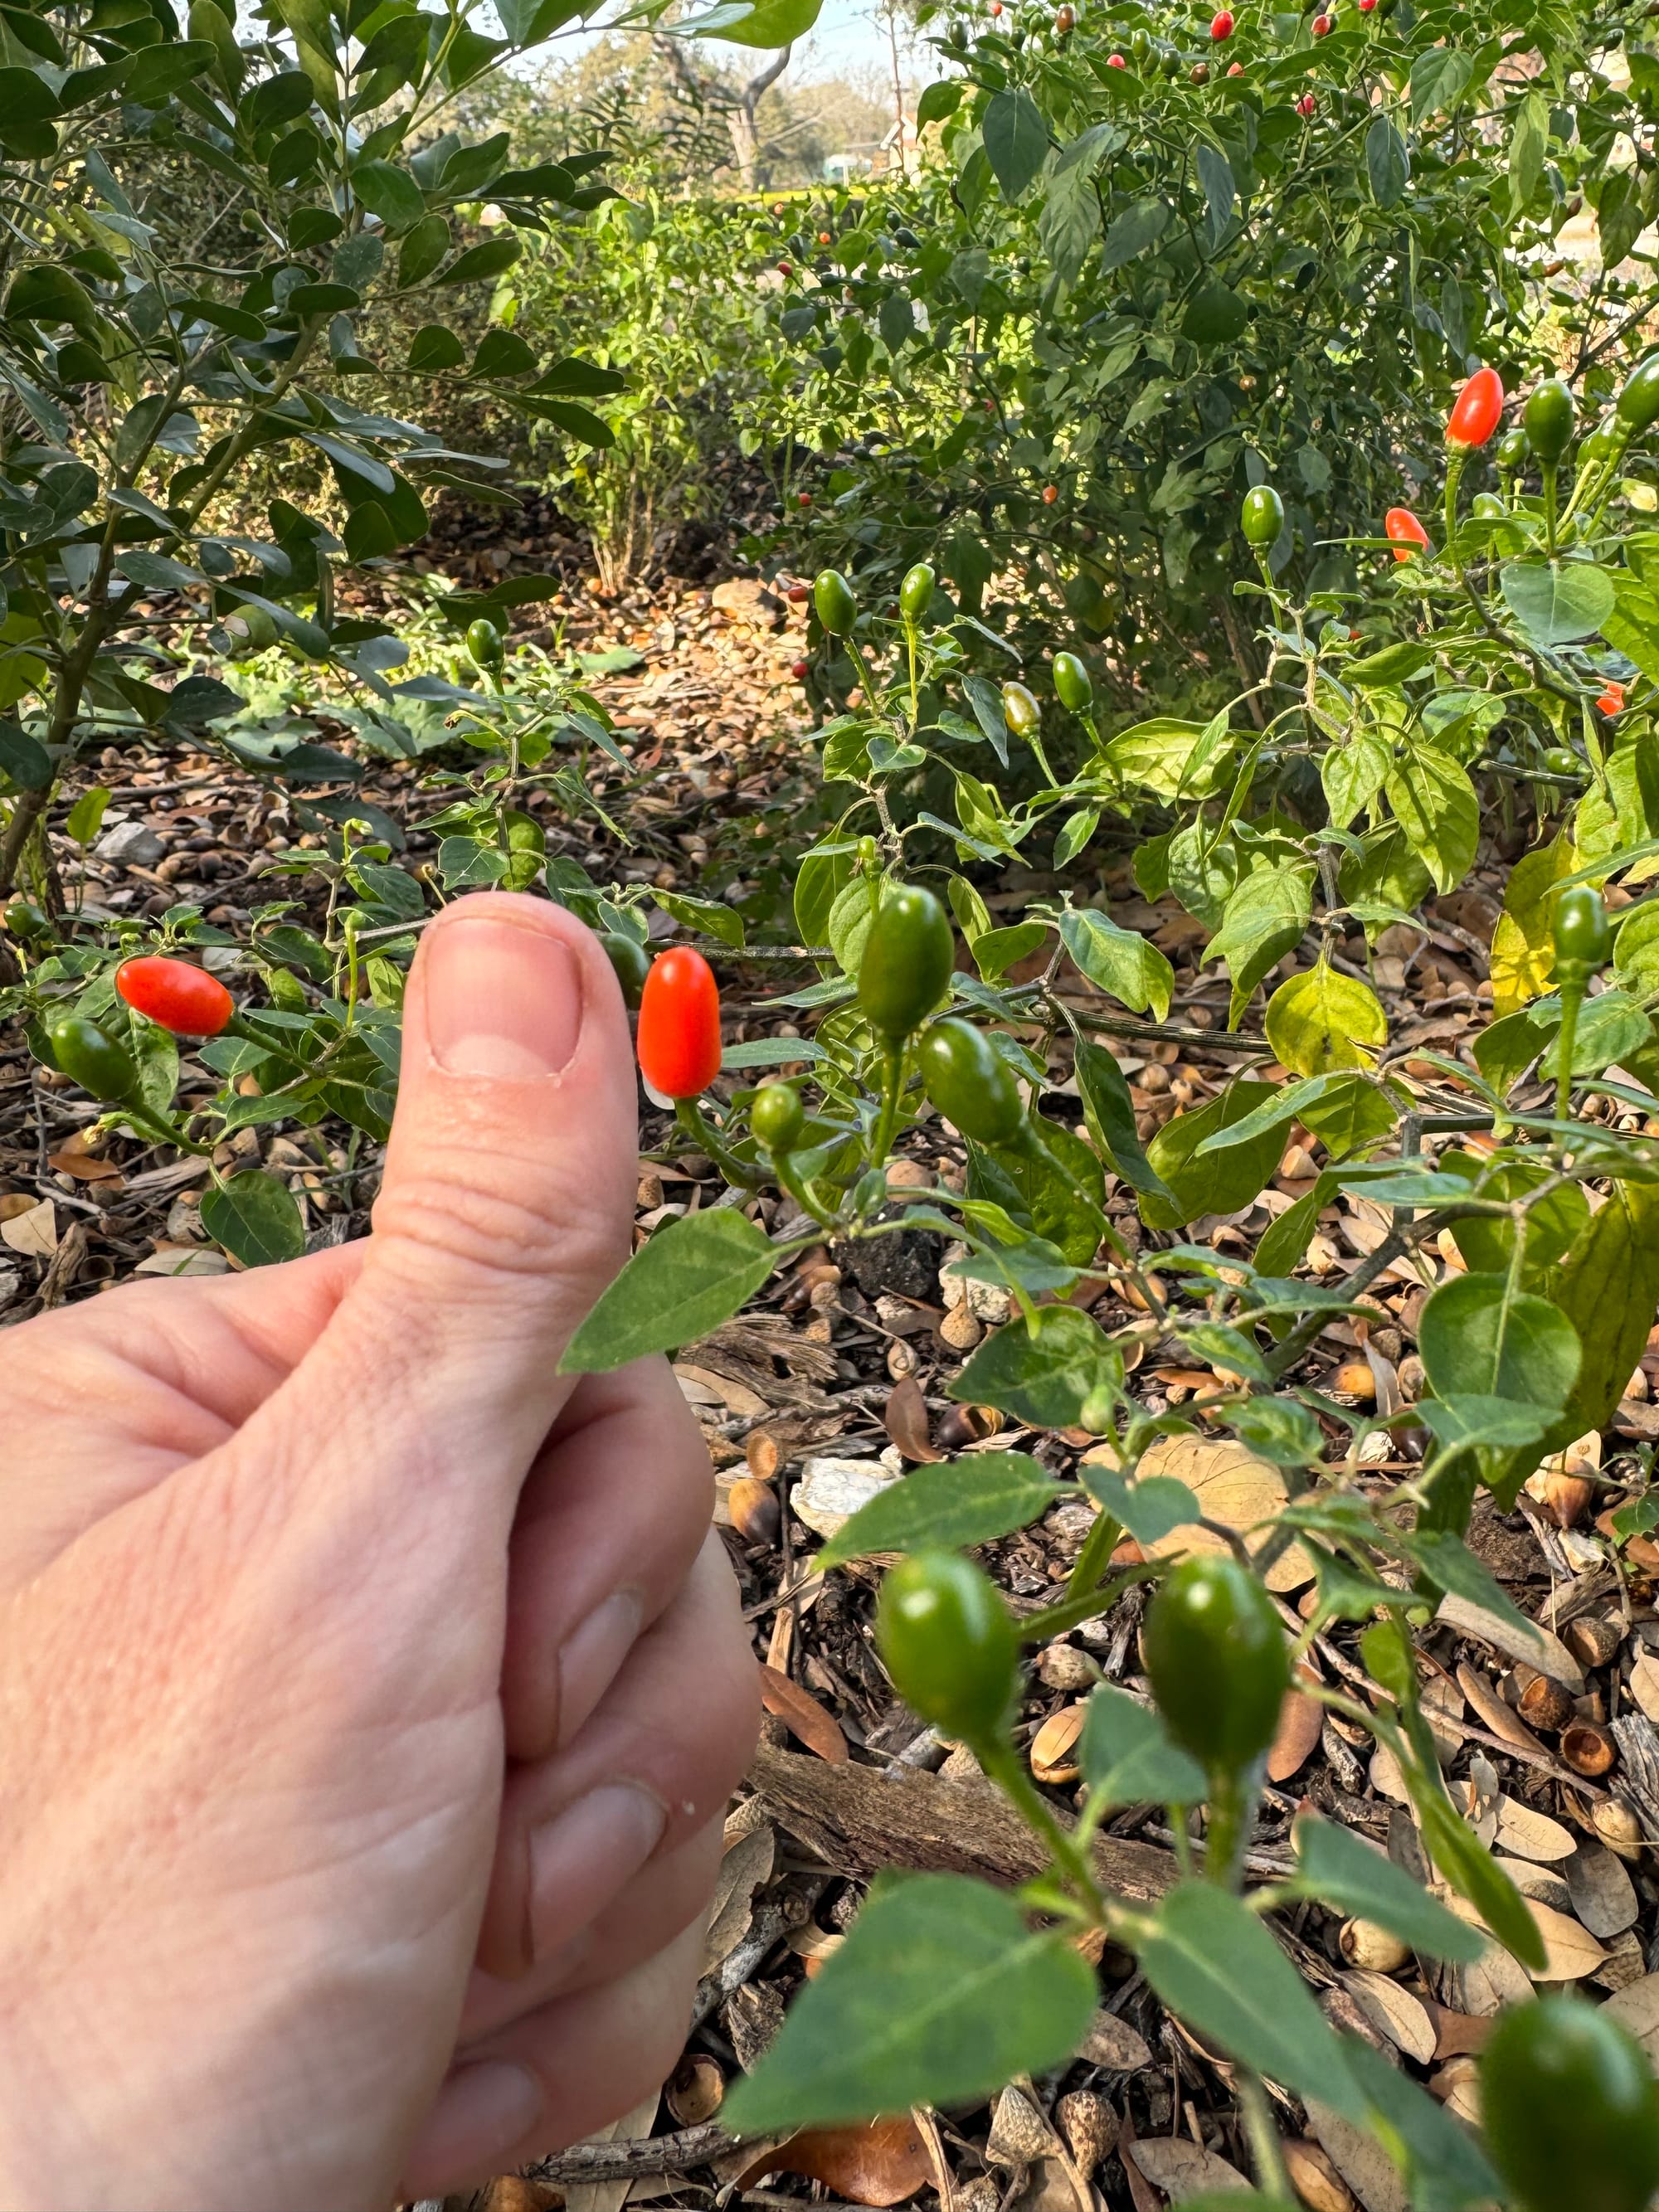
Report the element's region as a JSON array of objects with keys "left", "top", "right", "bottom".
[
  {"left": 601, "top": 931, "right": 651, "bottom": 1009},
  {"left": 1481, "top": 1996, "right": 1659, "bottom": 2212},
  {"left": 1143, "top": 1554, "right": 1288, "bottom": 1777},
  {"left": 1524, "top": 379, "right": 1576, "bottom": 464},
  {"left": 857, "top": 883, "right": 956, "bottom": 1041},
  {"left": 876, "top": 1549, "right": 1018, "bottom": 1745},
  {"left": 1052, "top": 651, "right": 1093, "bottom": 712},
  {"left": 918, "top": 1018, "right": 1024, "bottom": 1145},
  {"left": 1240, "top": 484, "right": 1285, "bottom": 548},
  {"left": 899, "top": 562, "right": 936, "bottom": 621},
  {"left": 751, "top": 1081, "right": 805, "bottom": 1155},
  {"left": 1617, "top": 353, "right": 1659, "bottom": 432},
  {"left": 814, "top": 568, "right": 858, "bottom": 634},
  {"left": 47, "top": 1014, "right": 139, "bottom": 1103}
]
